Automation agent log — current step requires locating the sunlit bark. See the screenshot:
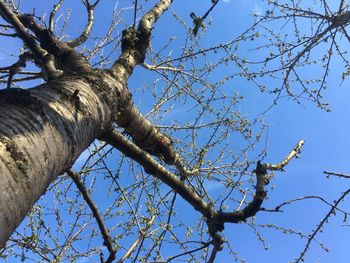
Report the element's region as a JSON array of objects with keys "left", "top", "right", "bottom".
[{"left": 0, "top": 73, "right": 120, "bottom": 247}]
